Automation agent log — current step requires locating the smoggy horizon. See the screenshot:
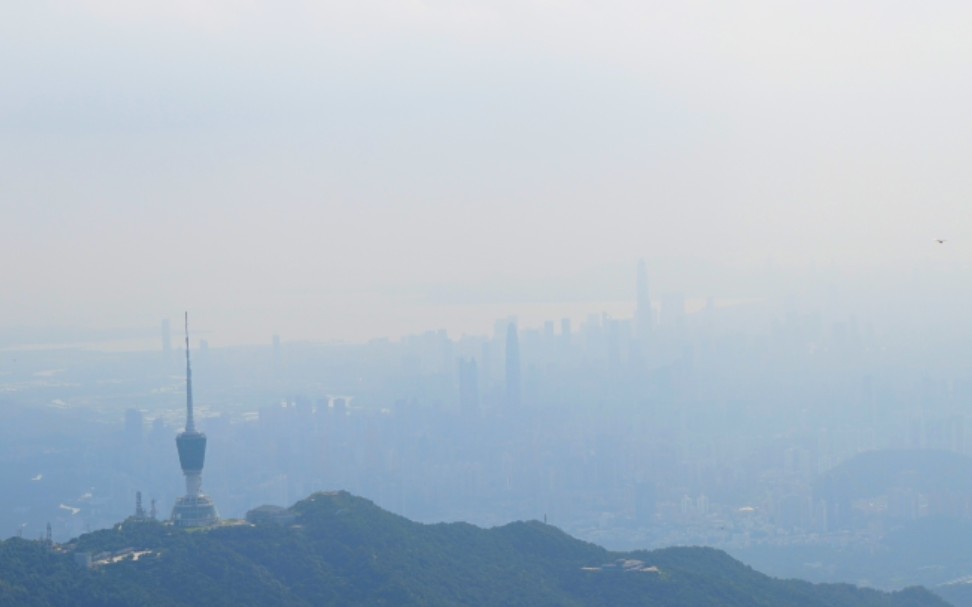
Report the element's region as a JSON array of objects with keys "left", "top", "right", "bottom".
[{"left": 4, "top": 2, "right": 972, "bottom": 347}]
